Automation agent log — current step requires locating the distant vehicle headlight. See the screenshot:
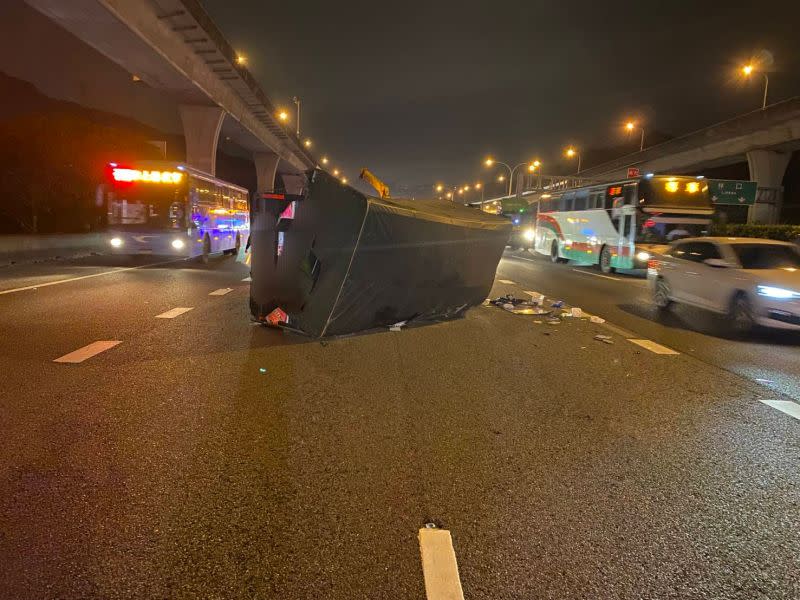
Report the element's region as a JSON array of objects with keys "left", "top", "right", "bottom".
[
  {"left": 523, "top": 228, "right": 535, "bottom": 242},
  {"left": 757, "top": 285, "right": 800, "bottom": 299},
  {"left": 110, "top": 237, "right": 123, "bottom": 248},
  {"left": 171, "top": 239, "right": 186, "bottom": 250},
  {"left": 636, "top": 251, "right": 651, "bottom": 262}
]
